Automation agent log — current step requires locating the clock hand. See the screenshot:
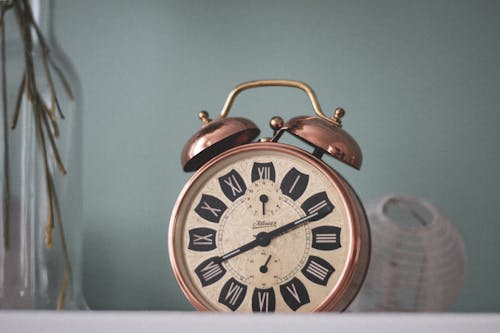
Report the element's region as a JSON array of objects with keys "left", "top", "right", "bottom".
[
  {"left": 265, "top": 210, "right": 321, "bottom": 240},
  {"left": 259, "top": 255, "right": 272, "bottom": 273},
  {"left": 217, "top": 238, "right": 260, "bottom": 263},
  {"left": 215, "top": 211, "right": 320, "bottom": 264},
  {"left": 259, "top": 194, "right": 269, "bottom": 215}
]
